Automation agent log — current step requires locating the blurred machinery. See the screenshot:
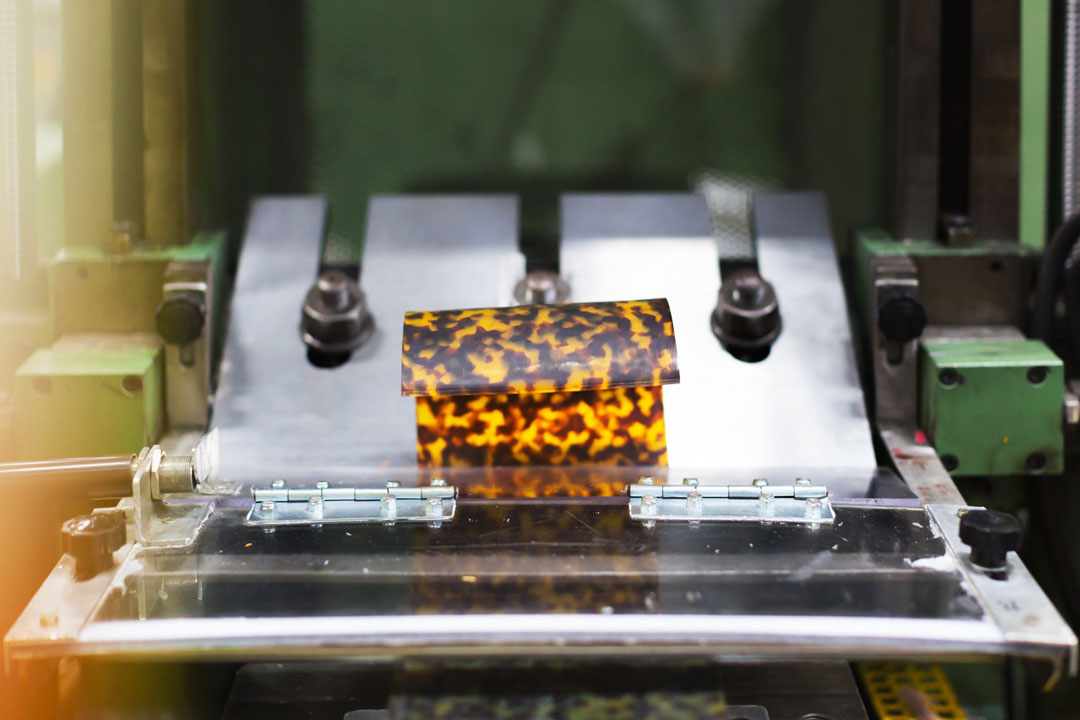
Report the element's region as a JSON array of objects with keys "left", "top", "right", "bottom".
[{"left": 2, "top": 1, "right": 1080, "bottom": 719}]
